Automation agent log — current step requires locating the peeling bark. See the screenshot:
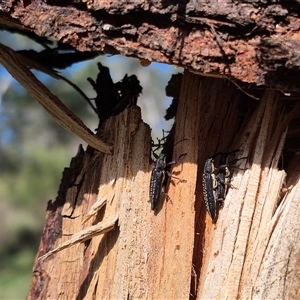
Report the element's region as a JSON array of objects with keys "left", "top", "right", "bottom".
[{"left": 2, "top": 1, "right": 300, "bottom": 91}]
